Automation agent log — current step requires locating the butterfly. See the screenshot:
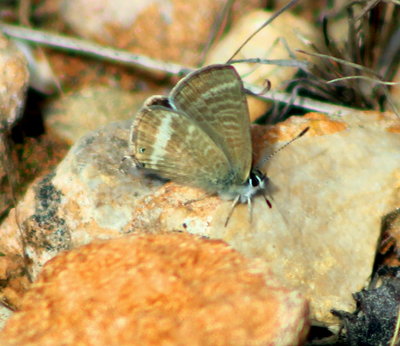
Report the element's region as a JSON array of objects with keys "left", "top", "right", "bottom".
[{"left": 128, "top": 64, "right": 308, "bottom": 226}]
